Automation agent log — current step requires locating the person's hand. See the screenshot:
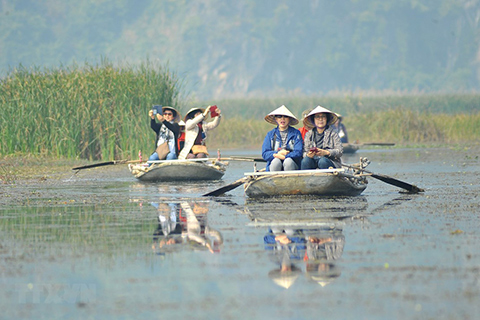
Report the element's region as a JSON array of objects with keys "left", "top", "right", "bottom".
[
  {"left": 156, "top": 113, "right": 164, "bottom": 122},
  {"left": 273, "top": 153, "right": 286, "bottom": 160},
  {"left": 278, "top": 149, "right": 289, "bottom": 156},
  {"left": 149, "top": 110, "right": 154, "bottom": 119},
  {"left": 315, "top": 149, "right": 330, "bottom": 157}
]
